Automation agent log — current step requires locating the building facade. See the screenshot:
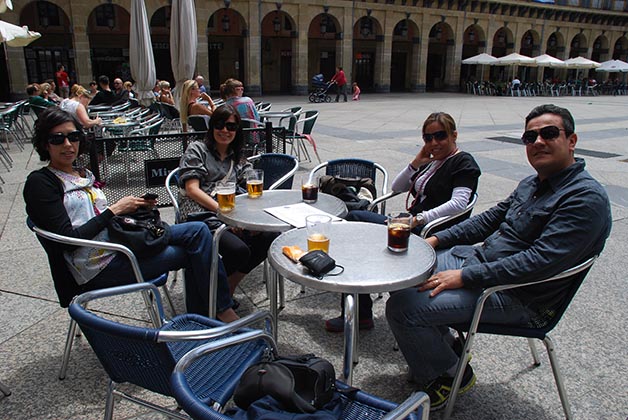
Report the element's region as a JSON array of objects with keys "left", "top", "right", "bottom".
[{"left": 2, "top": 0, "right": 628, "bottom": 99}]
